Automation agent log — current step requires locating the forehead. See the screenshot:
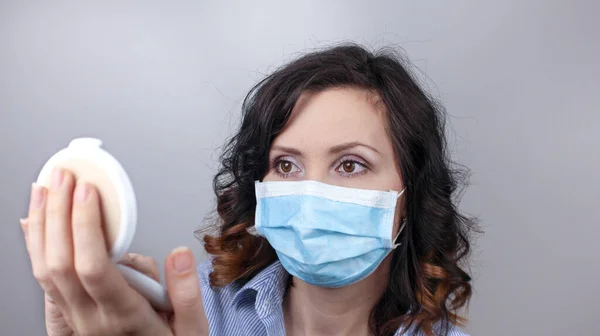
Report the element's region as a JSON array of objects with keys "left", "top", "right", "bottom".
[{"left": 273, "top": 87, "right": 391, "bottom": 149}]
